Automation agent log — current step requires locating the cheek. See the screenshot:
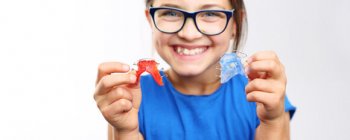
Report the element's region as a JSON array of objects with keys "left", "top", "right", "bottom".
[
  {"left": 152, "top": 32, "right": 163, "bottom": 48},
  {"left": 210, "top": 22, "right": 235, "bottom": 50},
  {"left": 152, "top": 32, "right": 173, "bottom": 54},
  {"left": 210, "top": 32, "right": 232, "bottom": 49}
]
